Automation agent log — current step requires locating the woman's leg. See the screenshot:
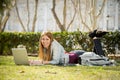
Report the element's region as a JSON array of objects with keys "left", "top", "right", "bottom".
[
  {"left": 93, "top": 37, "right": 105, "bottom": 56},
  {"left": 89, "top": 29, "right": 108, "bottom": 56}
]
